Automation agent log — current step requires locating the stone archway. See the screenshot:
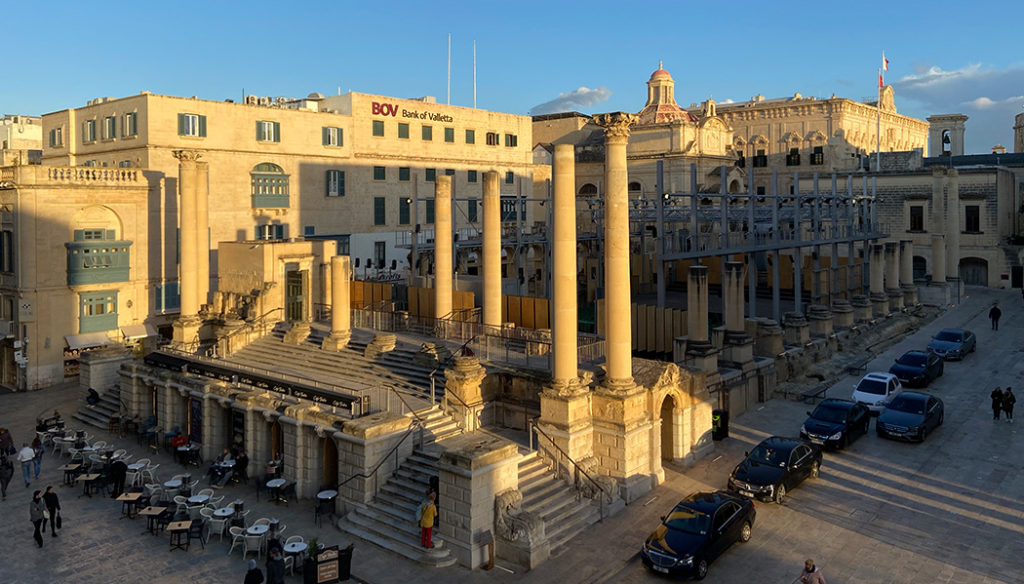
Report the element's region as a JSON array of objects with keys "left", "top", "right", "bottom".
[
  {"left": 660, "top": 394, "right": 678, "bottom": 461},
  {"left": 322, "top": 436, "right": 338, "bottom": 488},
  {"left": 960, "top": 257, "right": 988, "bottom": 286},
  {"left": 269, "top": 420, "right": 284, "bottom": 464}
]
